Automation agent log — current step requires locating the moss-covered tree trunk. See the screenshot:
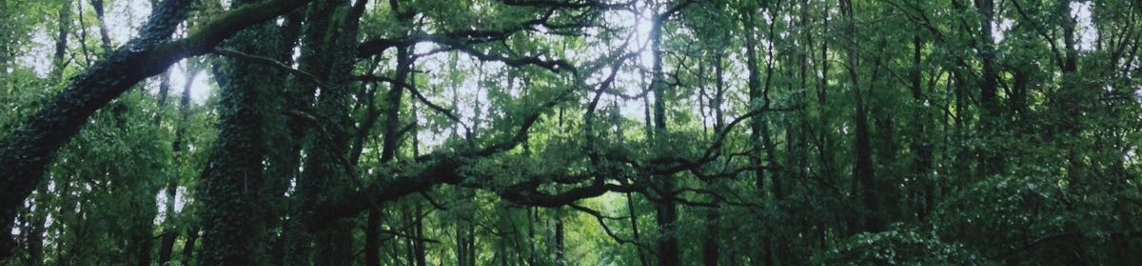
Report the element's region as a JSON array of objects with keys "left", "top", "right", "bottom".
[
  {"left": 197, "top": 0, "right": 286, "bottom": 263},
  {"left": 284, "top": 1, "right": 363, "bottom": 265},
  {"left": 262, "top": 9, "right": 306, "bottom": 266}
]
